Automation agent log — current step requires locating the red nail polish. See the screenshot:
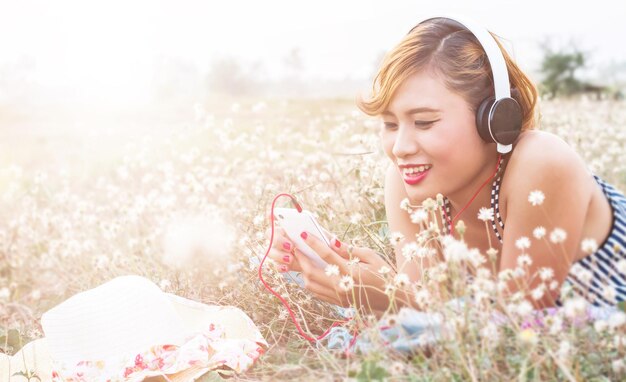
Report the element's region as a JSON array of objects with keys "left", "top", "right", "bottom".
[
  {"left": 334, "top": 239, "right": 341, "bottom": 248},
  {"left": 283, "top": 255, "right": 291, "bottom": 263},
  {"left": 300, "top": 232, "right": 308, "bottom": 240},
  {"left": 282, "top": 242, "right": 291, "bottom": 251}
]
